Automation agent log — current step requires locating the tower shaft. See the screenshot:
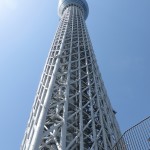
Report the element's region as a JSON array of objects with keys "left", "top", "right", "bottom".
[{"left": 21, "top": 1, "right": 121, "bottom": 150}]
